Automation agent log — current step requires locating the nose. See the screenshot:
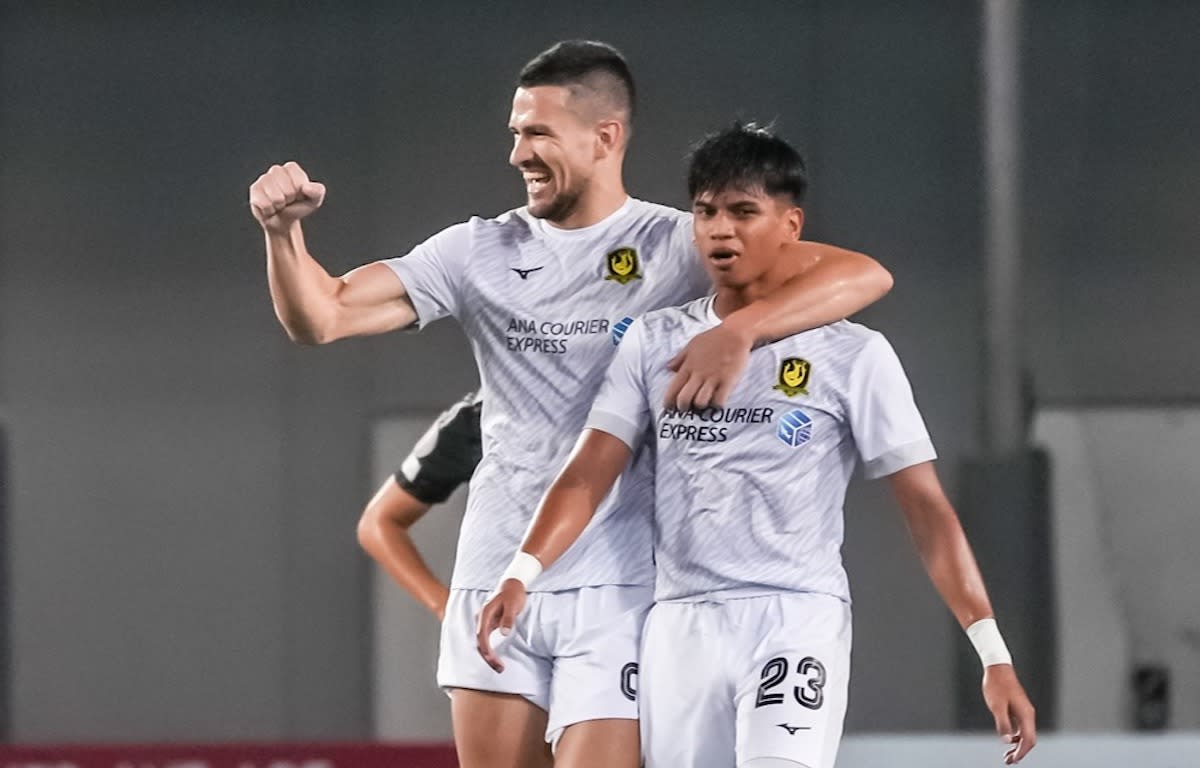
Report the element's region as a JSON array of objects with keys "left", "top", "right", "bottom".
[
  {"left": 708, "top": 211, "right": 735, "bottom": 239},
  {"left": 509, "top": 134, "right": 533, "bottom": 168}
]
